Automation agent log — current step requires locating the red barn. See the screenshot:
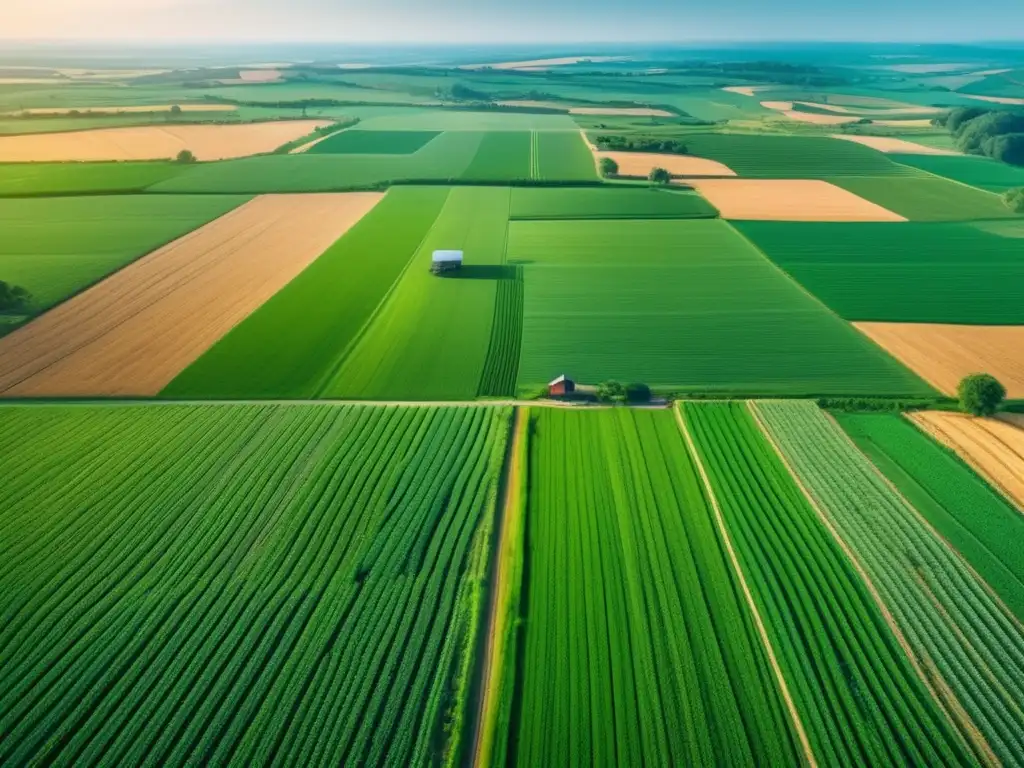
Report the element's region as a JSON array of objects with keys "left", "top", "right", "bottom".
[{"left": 548, "top": 375, "right": 575, "bottom": 397}]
